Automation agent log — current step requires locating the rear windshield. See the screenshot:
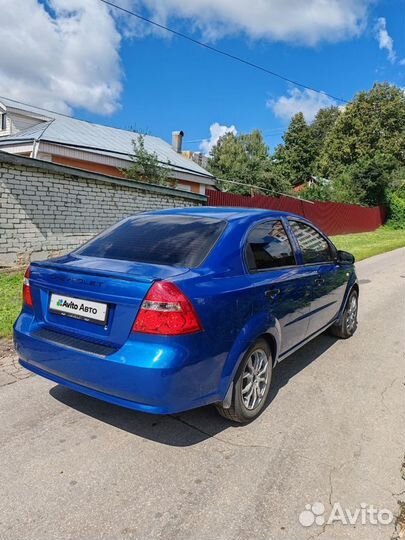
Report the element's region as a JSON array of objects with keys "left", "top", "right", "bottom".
[{"left": 76, "top": 215, "right": 227, "bottom": 268}]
